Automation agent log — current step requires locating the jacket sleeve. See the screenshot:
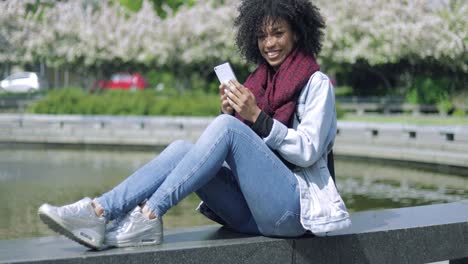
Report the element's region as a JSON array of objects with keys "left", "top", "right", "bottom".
[{"left": 263, "top": 72, "right": 336, "bottom": 168}]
